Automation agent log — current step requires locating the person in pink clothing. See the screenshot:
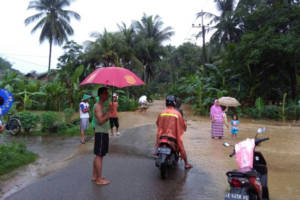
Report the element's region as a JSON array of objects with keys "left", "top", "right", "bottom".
[{"left": 210, "top": 99, "right": 225, "bottom": 139}]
